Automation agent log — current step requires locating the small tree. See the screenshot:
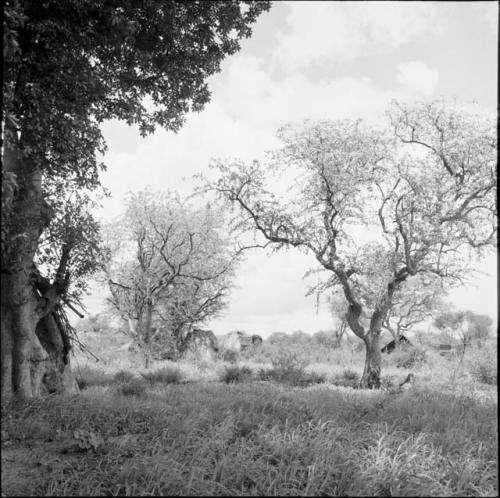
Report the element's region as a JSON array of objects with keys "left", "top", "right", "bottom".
[
  {"left": 103, "top": 189, "right": 239, "bottom": 367},
  {"left": 327, "top": 292, "right": 351, "bottom": 347},
  {"left": 202, "top": 100, "right": 496, "bottom": 388},
  {"left": 434, "top": 309, "right": 493, "bottom": 354}
]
